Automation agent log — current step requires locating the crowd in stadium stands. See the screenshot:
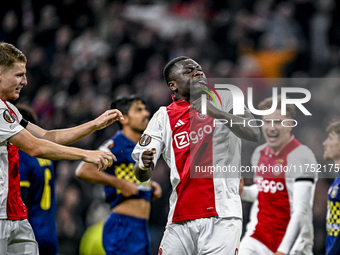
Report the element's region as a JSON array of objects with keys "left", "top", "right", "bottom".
[{"left": 1, "top": 0, "right": 340, "bottom": 254}]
